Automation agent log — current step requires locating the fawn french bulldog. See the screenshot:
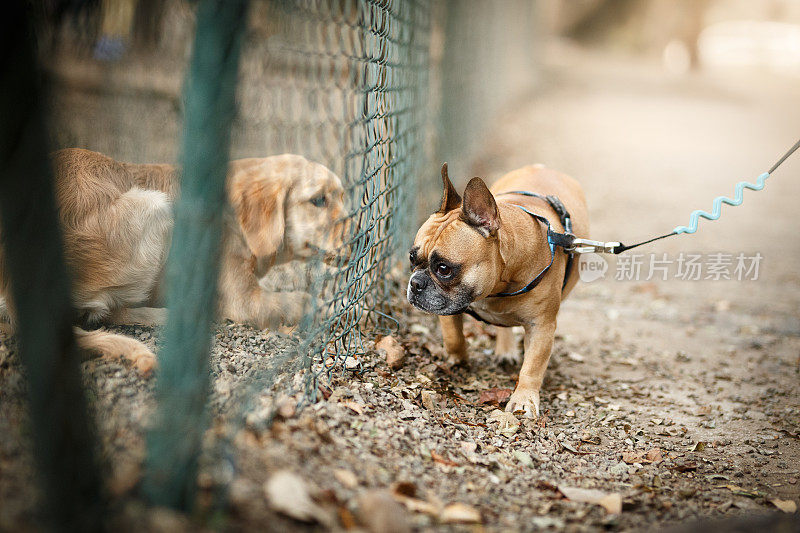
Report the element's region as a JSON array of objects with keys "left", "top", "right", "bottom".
[{"left": 407, "top": 163, "right": 589, "bottom": 417}]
